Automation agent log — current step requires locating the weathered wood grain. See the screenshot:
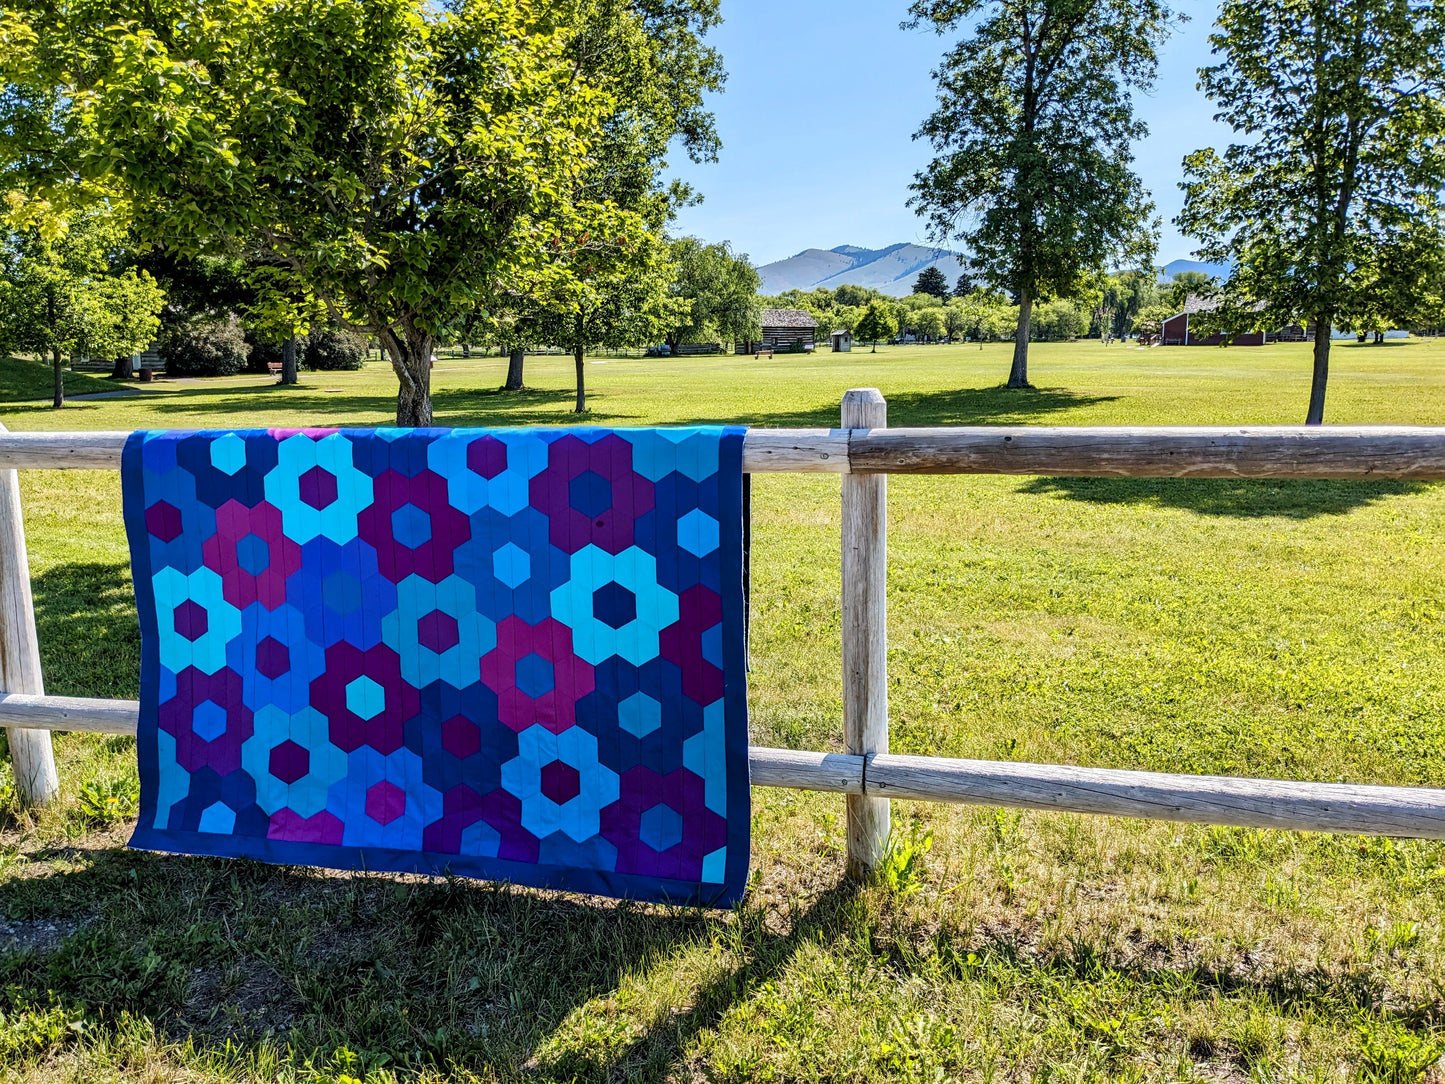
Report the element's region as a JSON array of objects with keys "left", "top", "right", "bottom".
[
  {"left": 0, "top": 693, "right": 142, "bottom": 735},
  {"left": 866, "top": 753, "right": 1445, "bottom": 837},
  {"left": 3, "top": 426, "right": 1444, "bottom": 478},
  {"left": 0, "top": 431, "right": 129, "bottom": 470},
  {"left": 749, "top": 747, "right": 864, "bottom": 793},
  {"left": 841, "top": 389, "right": 891, "bottom": 877},
  {"left": 848, "top": 426, "right": 1445, "bottom": 478},
  {"left": 0, "top": 424, "right": 59, "bottom": 804},
  {"left": 741, "top": 429, "right": 850, "bottom": 473}
]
